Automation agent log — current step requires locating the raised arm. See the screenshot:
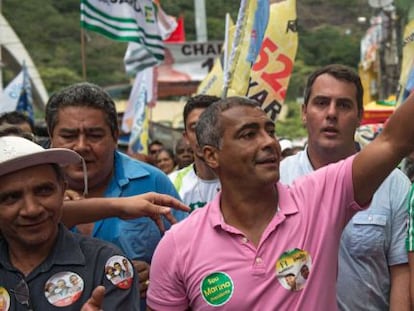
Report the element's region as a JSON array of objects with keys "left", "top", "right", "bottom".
[
  {"left": 353, "top": 92, "right": 414, "bottom": 205},
  {"left": 61, "top": 192, "right": 190, "bottom": 230}
]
